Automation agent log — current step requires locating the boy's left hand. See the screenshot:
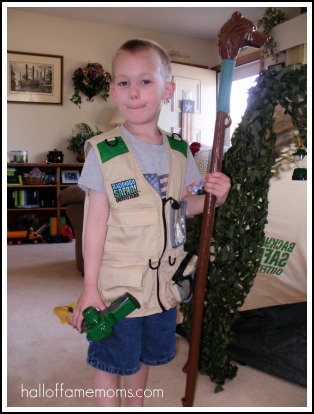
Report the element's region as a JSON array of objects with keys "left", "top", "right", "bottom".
[{"left": 203, "top": 172, "right": 231, "bottom": 207}]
